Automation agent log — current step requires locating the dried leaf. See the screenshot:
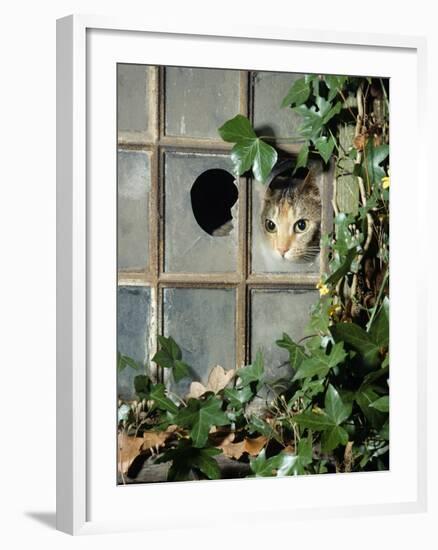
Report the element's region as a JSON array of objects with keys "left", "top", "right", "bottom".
[
  {"left": 118, "top": 427, "right": 178, "bottom": 473},
  {"left": 243, "top": 436, "right": 268, "bottom": 456},
  {"left": 207, "top": 365, "right": 235, "bottom": 394},
  {"left": 218, "top": 433, "right": 267, "bottom": 460},
  {"left": 118, "top": 433, "right": 144, "bottom": 474},
  {"left": 141, "top": 425, "right": 177, "bottom": 453},
  {"left": 186, "top": 365, "right": 235, "bottom": 399},
  {"left": 186, "top": 382, "right": 206, "bottom": 400},
  {"left": 353, "top": 133, "right": 366, "bottom": 151}
]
